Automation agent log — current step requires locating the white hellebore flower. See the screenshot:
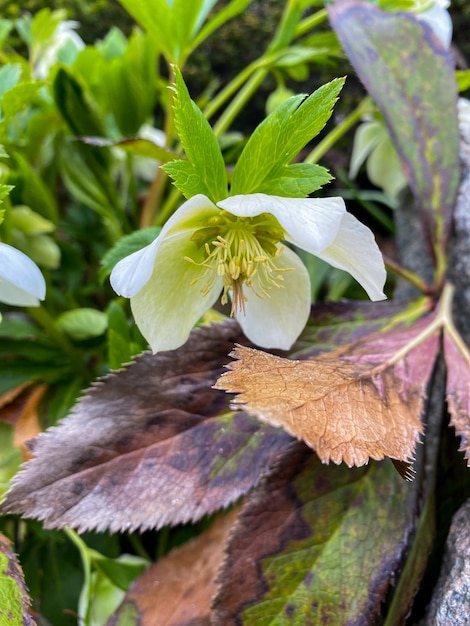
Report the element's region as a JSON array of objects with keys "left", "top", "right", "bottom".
[
  {"left": 0, "top": 243, "right": 46, "bottom": 307},
  {"left": 111, "top": 194, "right": 386, "bottom": 353}
]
